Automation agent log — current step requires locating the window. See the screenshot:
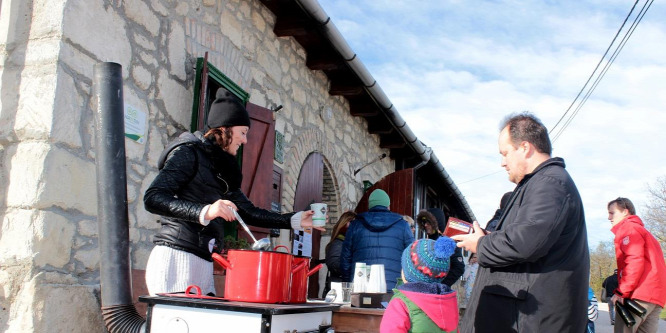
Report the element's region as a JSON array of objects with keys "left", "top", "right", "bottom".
[{"left": 191, "top": 55, "right": 249, "bottom": 132}]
